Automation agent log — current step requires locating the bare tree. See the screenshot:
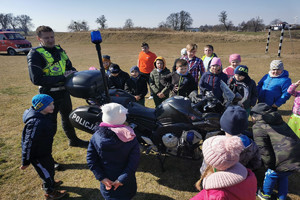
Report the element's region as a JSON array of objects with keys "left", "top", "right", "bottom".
[
  {"left": 10, "top": 16, "right": 19, "bottom": 31},
  {"left": 68, "top": 20, "right": 89, "bottom": 32},
  {"left": 124, "top": 19, "right": 134, "bottom": 29},
  {"left": 16, "top": 15, "right": 33, "bottom": 35},
  {"left": 96, "top": 15, "right": 107, "bottom": 29},
  {"left": 179, "top": 10, "right": 193, "bottom": 31},
  {"left": 0, "top": 13, "right": 13, "bottom": 29},
  {"left": 166, "top": 13, "right": 180, "bottom": 30},
  {"left": 218, "top": 11, "right": 233, "bottom": 31},
  {"left": 270, "top": 18, "right": 282, "bottom": 25},
  {"left": 249, "top": 17, "right": 265, "bottom": 32}
]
